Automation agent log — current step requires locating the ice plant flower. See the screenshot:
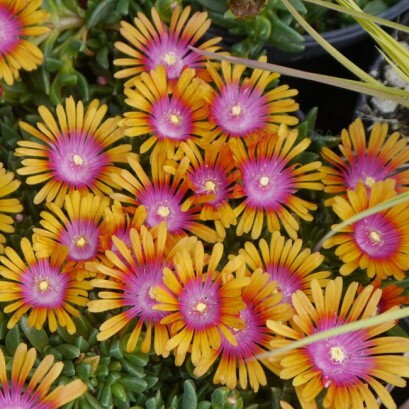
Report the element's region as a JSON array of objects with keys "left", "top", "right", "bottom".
[
  {"left": 194, "top": 269, "right": 293, "bottom": 392},
  {"left": 229, "top": 125, "right": 324, "bottom": 239},
  {"left": 0, "top": 163, "right": 23, "bottom": 253},
  {"left": 360, "top": 278, "right": 409, "bottom": 314},
  {"left": 179, "top": 139, "right": 240, "bottom": 238},
  {"left": 0, "top": 0, "right": 50, "bottom": 85},
  {"left": 153, "top": 241, "right": 250, "bottom": 366},
  {"left": 99, "top": 201, "right": 147, "bottom": 254},
  {"left": 111, "top": 152, "right": 220, "bottom": 243},
  {"left": 16, "top": 96, "right": 131, "bottom": 206},
  {"left": 324, "top": 180, "right": 409, "bottom": 279},
  {"left": 32, "top": 191, "right": 110, "bottom": 278},
  {"left": 268, "top": 278, "right": 409, "bottom": 409},
  {"left": 121, "top": 65, "right": 215, "bottom": 156},
  {"left": 114, "top": 6, "right": 221, "bottom": 83},
  {"left": 0, "top": 343, "right": 87, "bottom": 408},
  {"left": 0, "top": 238, "right": 90, "bottom": 333},
  {"left": 207, "top": 59, "right": 299, "bottom": 145},
  {"left": 239, "top": 231, "right": 330, "bottom": 304},
  {"left": 88, "top": 223, "right": 195, "bottom": 355},
  {"left": 322, "top": 119, "right": 409, "bottom": 205}
]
